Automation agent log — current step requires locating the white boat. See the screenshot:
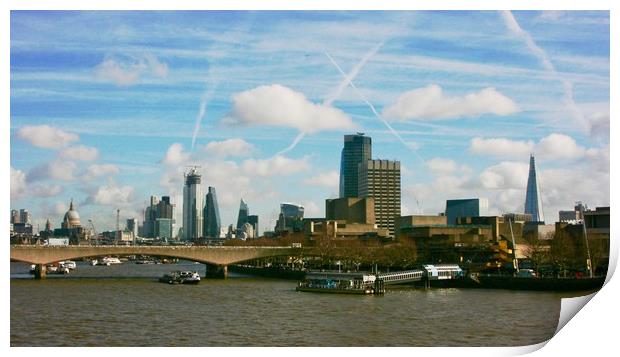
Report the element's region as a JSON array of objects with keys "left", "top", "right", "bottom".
[
  {"left": 159, "top": 271, "right": 201, "bottom": 284},
  {"left": 59, "top": 261, "right": 77, "bottom": 270},
  {"left": 99, "top": 257, "right": 122, "bottom": 266}
]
